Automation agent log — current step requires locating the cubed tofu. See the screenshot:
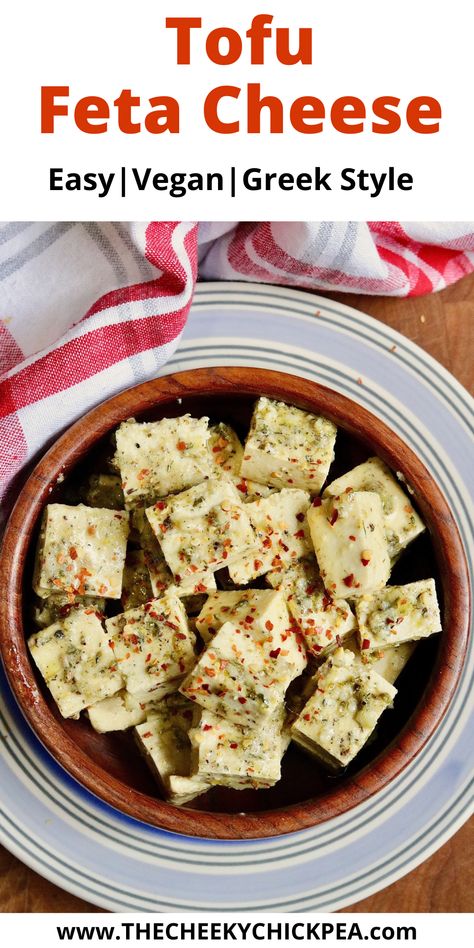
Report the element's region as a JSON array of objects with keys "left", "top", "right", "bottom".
[
  {"left": 344, "top": 635, "right": 416, "bottom": 684},
  {"left": 121, "top": 549, "right": 153, "bottom": 610},
  {"left": 180, "top": 621, "right": 295, "bottom": 727},
  {"left": 84, "top": 474, "right": 124, "bottom": 510},
  {"left": 209, "top": 423, "right": 274, "bottom": 503},
  {"left": 115, "top": 415, "right": 211, "bottom": 509},
  {"left": 134, "top": 508, "right": 217, "bottom": 599},
  {"left": 146, "top": 478, "right": 256, "bottom": 581},
  {"left": 356, "top": 579, "right": 442, "bottom": 652},
  {"left": 240, "top": 397, "right": 337, "bottom": 494},
  {"left": 123, "top": 680, "right": 181, "bottom": 709},
  {"left": 195, "top": 588, "right": 307, "bottom": 675},
  {"left": 266, "top": 557, "right": 356, "bottom": 658},
  {"left": 105, "top": 592, "right": 196, "bottom": 697},
  {"left": 189, "top": 705, "right": 290, "bottom": 789},
  {"left": 87, "top": 690, "right": 147, "bottom": 732},
  {"left": 291, "top": 648, "right": 397, "bottom": 768},
  {"left": 135, "top": 693, "right": 209, "bottom": 804},
  {"left": 28, "top": 609, "right": 122, "bottom": 719},
  {"left": 33, "top": 503, "right": 129, "bottom": 599},
  {"left": 228, "top": 489, "right": 311, "bottom": 584},
  {"left": 166, "top": 774, "right": 210, "bottom": 806},
  {"left": 307, "top": 492, "right": 390, "bottom": 598},
  {"left": 32, "top": 593, "right": 105, "bottom": 629},
  {"left": 323, "top": 457, "right": 425, "bottom": 559}
]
